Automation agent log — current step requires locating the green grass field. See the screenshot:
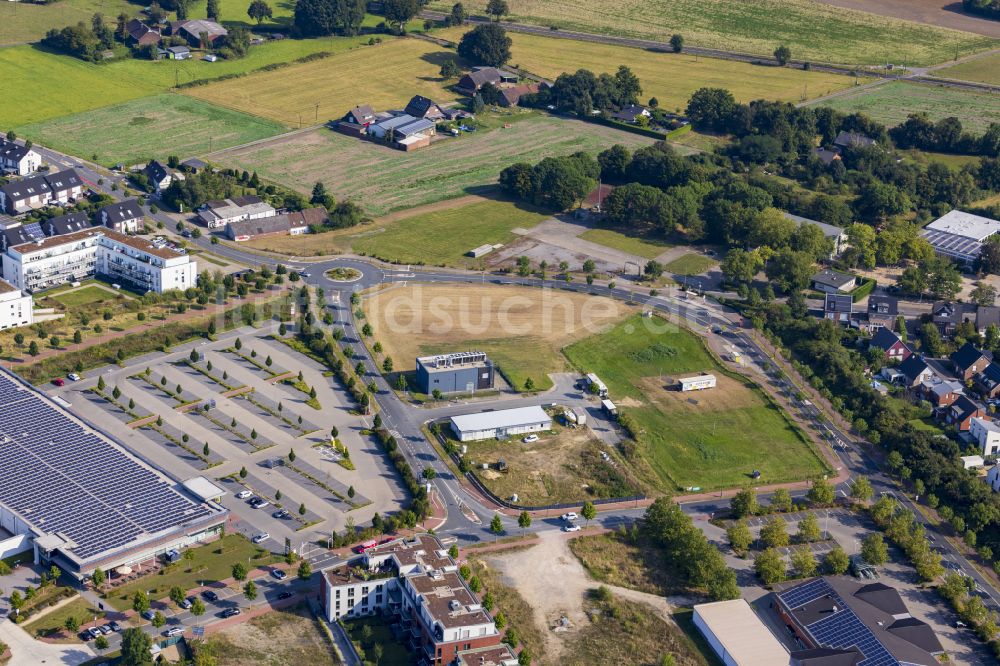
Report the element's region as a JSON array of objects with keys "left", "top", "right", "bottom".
[
  {"left": 0, "top": 36, "right": 367, "bottom": 128},
  {"left": 563, "top": 314, "right": 827, "bottom": 490},
  {"left": 437, "top": 27, "right": 861, "bottom": 110},
  {"left": 351, "top": 200, "right": 548, "bottom": 266},
  {"left": 813, "top": 80, "right": 1000, "bottom": 133},
  {"left": 47, "top": 285, "right": 121, "bottom": 308},
  {"left": 933, "top": 52, "right": 1000, "bottom": 86},
  {"left": 183, "top": 38, "right": 462, "bottom": 126},
  {"left": 0, "top": 0, "right": 139, "bottom": 46},
  {"left": 430, "top": 0, "right": 995, "bottom": 66},
  {"left": 665, "top": 253, "right": 717, "bottom": 276},
  {"left": 17, "top": 94, "right": 286, "bottom": 165},
  {"left": 578, "top": 228, "right": 672, "bottom": 259},
  {"left": 216, "top": 114, "right": 655, "bottom": 217},
  {"left": 22, "top": 595, "right": 104, "bottom": 640}
]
